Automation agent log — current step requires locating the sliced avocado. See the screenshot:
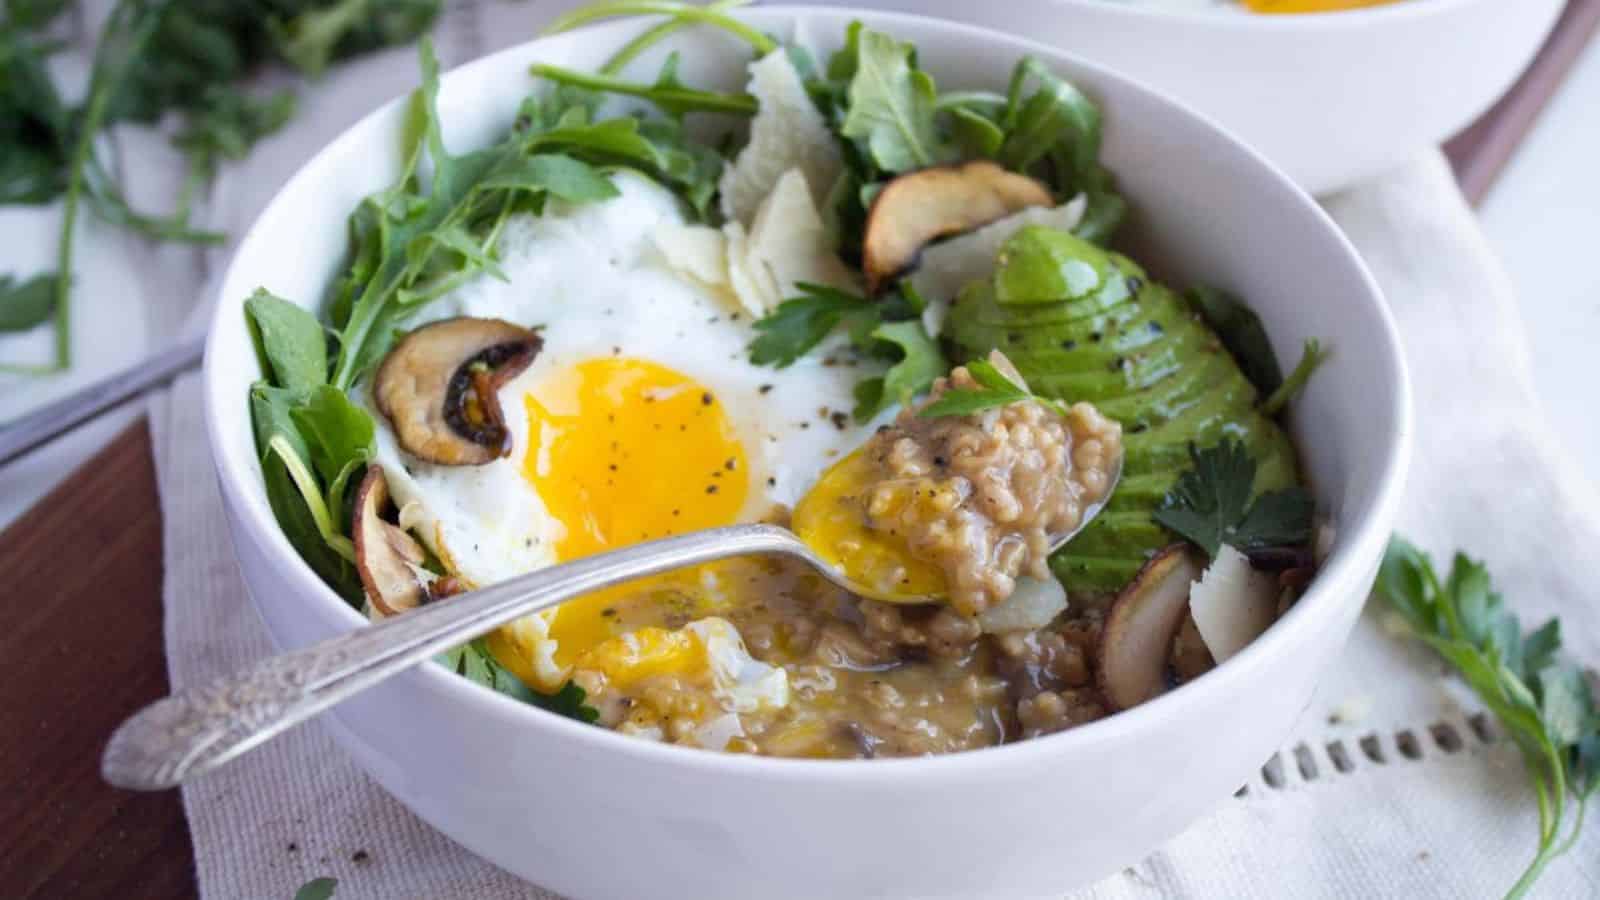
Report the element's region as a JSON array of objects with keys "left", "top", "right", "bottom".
[
  {"left": 993, "top": 226, "right": 1116, "bottom": 305},
  {"left": 947, "top": 227, "right": 1303, "bottom": 594}
]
